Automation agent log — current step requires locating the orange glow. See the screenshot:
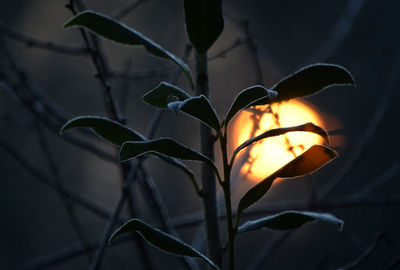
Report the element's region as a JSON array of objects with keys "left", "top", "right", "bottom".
[{"left": 231, "top": 100, "right": 324, "bottom": 182}]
